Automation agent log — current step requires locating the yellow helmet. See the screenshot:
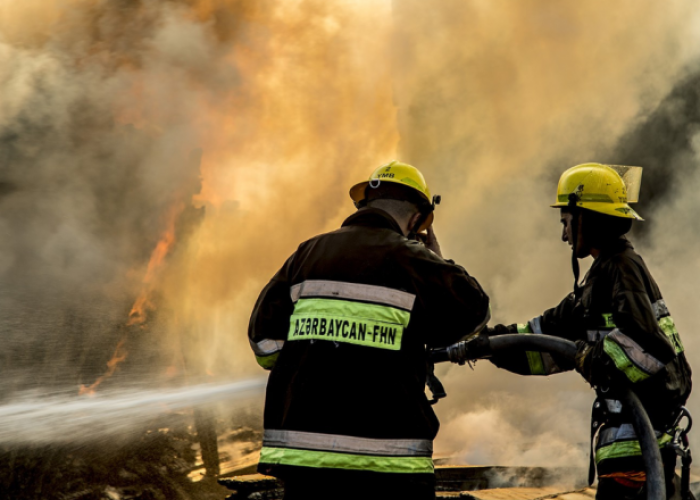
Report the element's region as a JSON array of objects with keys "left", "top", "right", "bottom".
[
  {"left": 551, "top": 163, "right": 643, "bottom": 221},
  {"left": 350, "top": 160, "right": 437, "bottom": 232},
  {"left": 350, "top": 160, "right": 432, "bottom": 204}
]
